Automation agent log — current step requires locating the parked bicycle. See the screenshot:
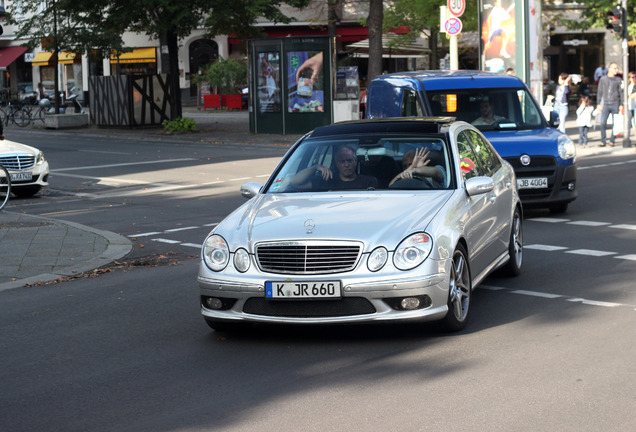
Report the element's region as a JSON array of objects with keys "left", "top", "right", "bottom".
[
  {"left": 0, "top": 103, "right": 29, "bottom": 127},
  {"left": 21, "top": 99, "right": 50, "bottom": 125},
  {"left": 0, "top": 163, "right": 11, "bottom": 210}
]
